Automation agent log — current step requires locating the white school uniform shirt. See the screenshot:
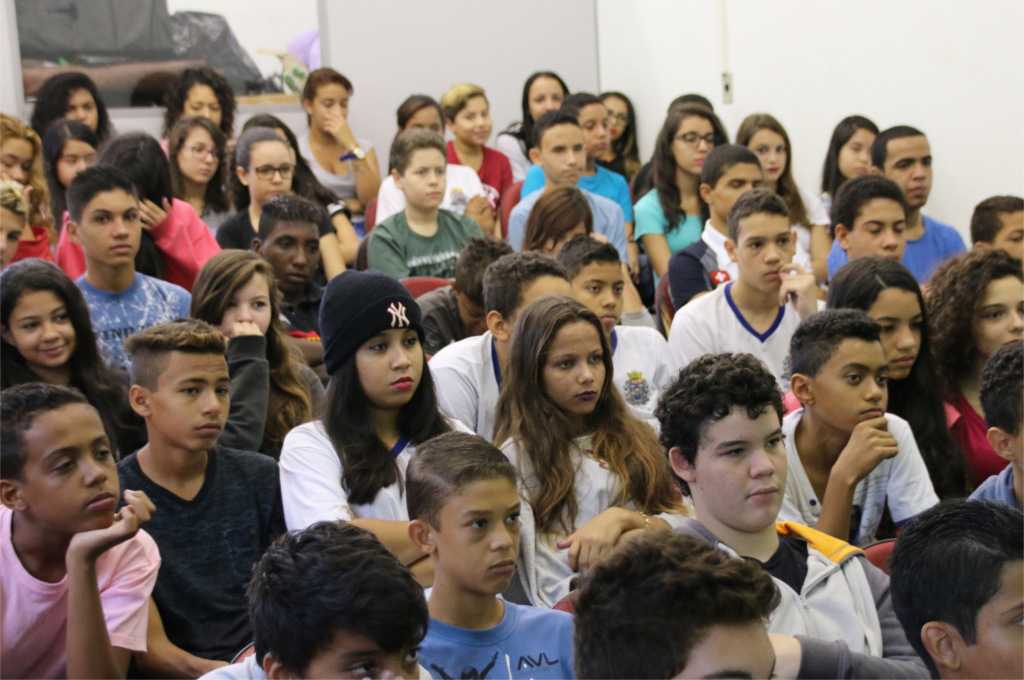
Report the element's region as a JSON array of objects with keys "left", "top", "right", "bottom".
[
  {"left": 429, "top": 331, "right": 502, "bottom": 442},
  {"left": 279, "top": 418, "right": 470, "bottom": 530},
  {"left": 700, "top": 220, "right": 738, "bottom": 283},
  {"left": 375, "top": 164, "right": 485, "bottom": 223},
  {"left": 668, "top": 282, "right": 812, "bottom": 391},
  {"left": 777, "top": 409, "right": 939, "bottom": 546},
  {"left": 611, "top": 326, "right": 675, "bottom": 428},
  {"left": 502, "top": 434, "right": 688, "bottom": 608}
]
